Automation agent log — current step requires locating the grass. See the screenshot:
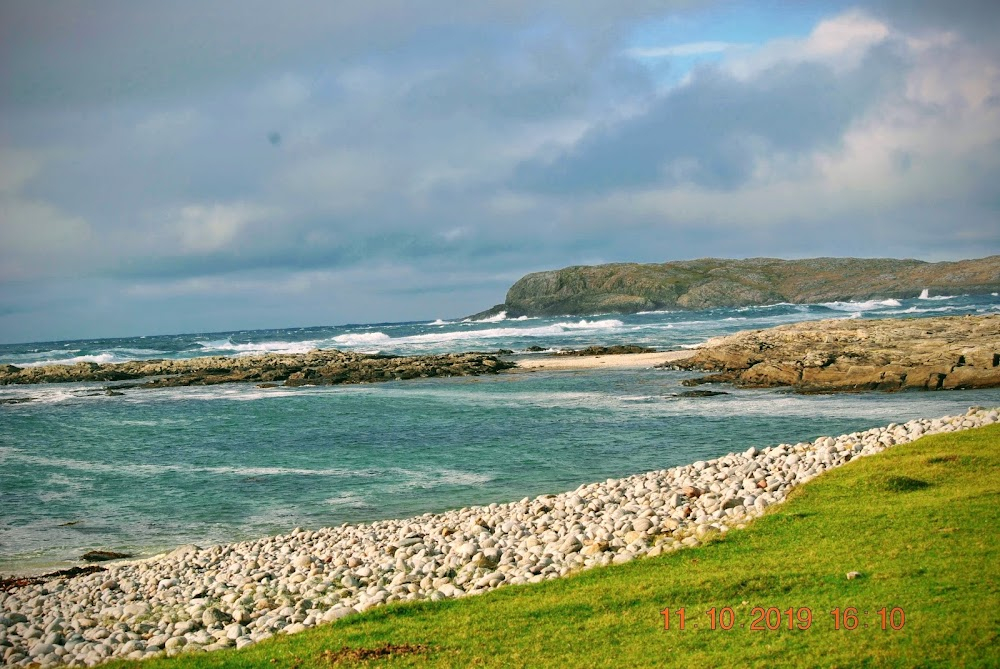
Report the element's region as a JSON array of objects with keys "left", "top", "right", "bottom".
[{"left": 110, "top": 425, "right": 1000, "bottom": 668}]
